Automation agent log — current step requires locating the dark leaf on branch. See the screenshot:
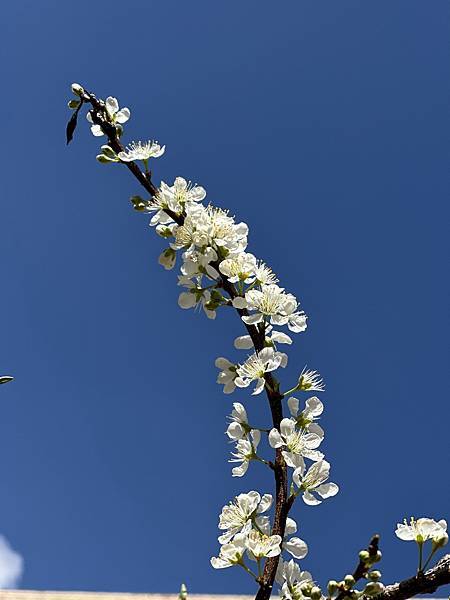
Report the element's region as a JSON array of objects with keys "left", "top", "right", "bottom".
[{"left": 66, "top": 100, "right": 83, "bottom": 145}]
